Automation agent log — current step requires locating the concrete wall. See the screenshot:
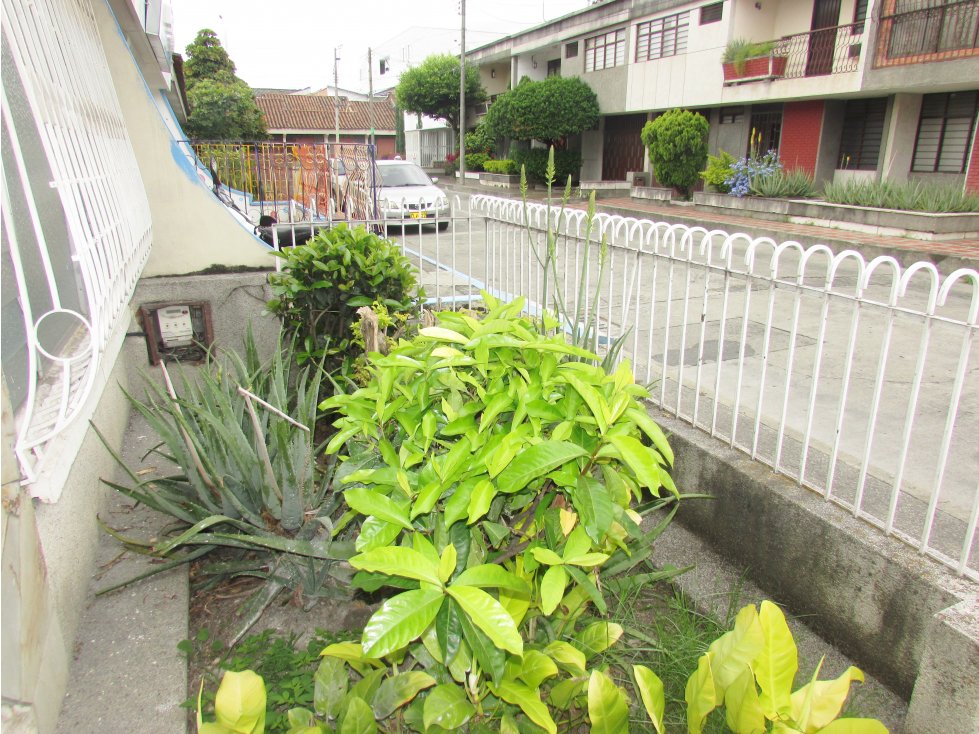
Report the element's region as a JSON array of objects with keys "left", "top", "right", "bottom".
[
  {"left": 880, "top": 93, "right": 922, "bottom": 184},
  {"left": 653, "top": 407, "right": 979, "bottom": 732},
  {"left": 98, "top": 0, "right": 275, "bottom": 278}
]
